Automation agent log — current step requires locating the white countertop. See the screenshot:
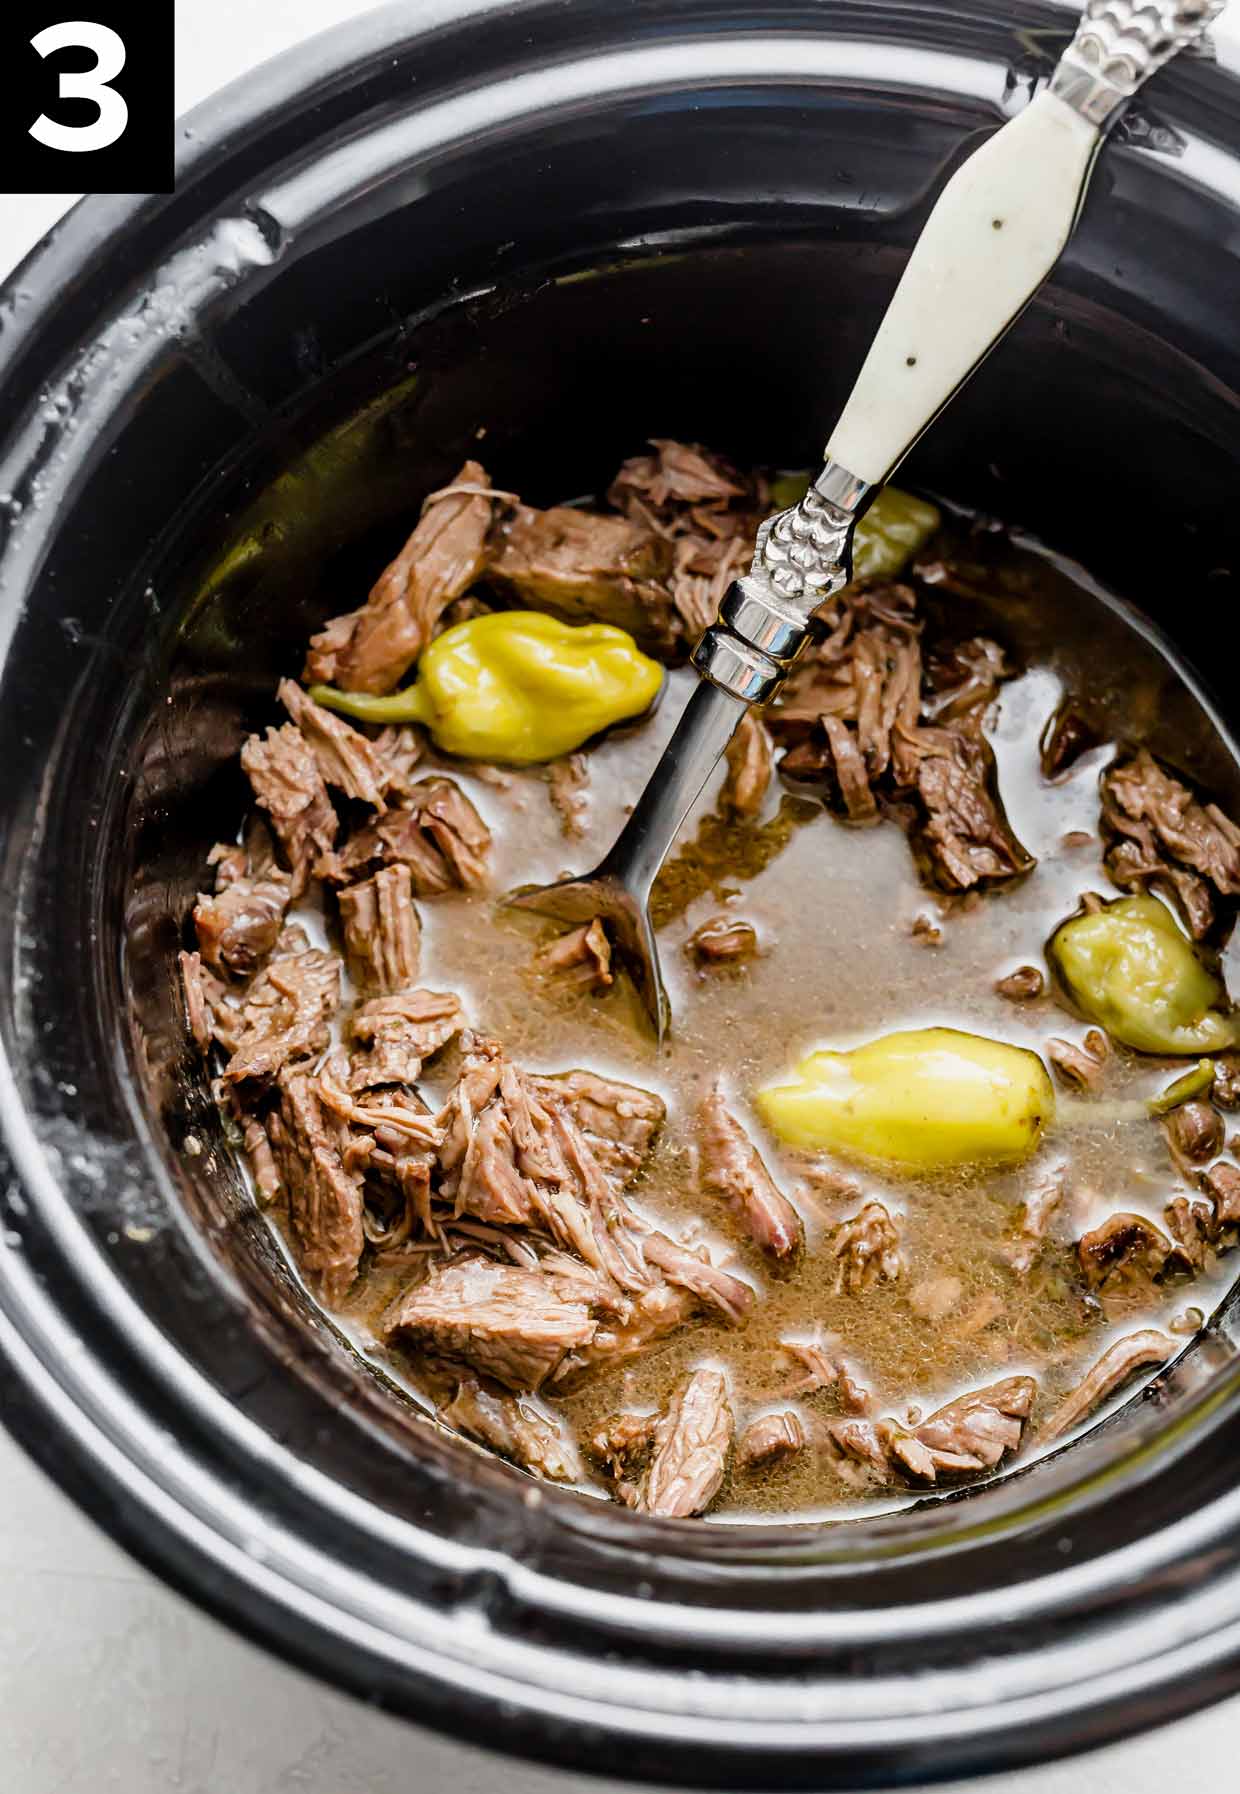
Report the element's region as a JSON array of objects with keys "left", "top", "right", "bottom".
[{"left": 4, "top": 2, "right": 1240, "bottom": 1787}]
